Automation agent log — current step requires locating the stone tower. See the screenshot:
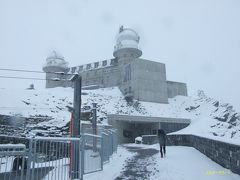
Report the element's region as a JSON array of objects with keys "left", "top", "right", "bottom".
[
  {"left": 113, "top": 26, "right": 169, "bottom": 103},
  {"left": 113, "top": 26, "right": 143, "bottom": 100},
  {"left": 43, "top": 51, "right": 70, "bottom": 88}
]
